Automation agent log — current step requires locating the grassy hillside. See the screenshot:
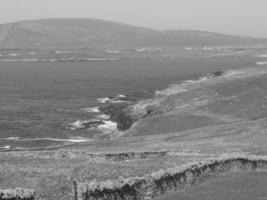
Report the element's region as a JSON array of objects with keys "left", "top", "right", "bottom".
[
  {"left": 0, "top": 18, "right": 266, "bottom": 49},
  {"left": 121, "top": 67, "right": 267, "bottom": 137}
]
